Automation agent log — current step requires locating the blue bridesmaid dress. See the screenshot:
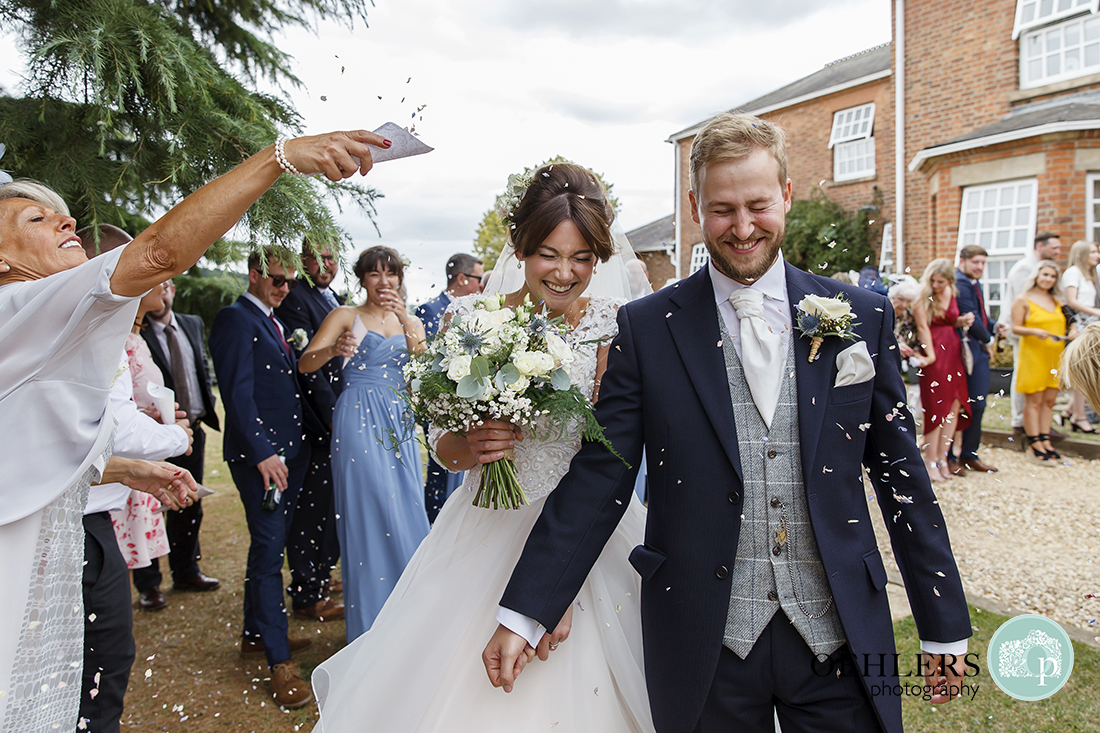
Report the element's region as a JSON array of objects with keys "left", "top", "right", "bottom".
[{"left": 331, "top": 324, "right": 429, "bottom": 641}]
